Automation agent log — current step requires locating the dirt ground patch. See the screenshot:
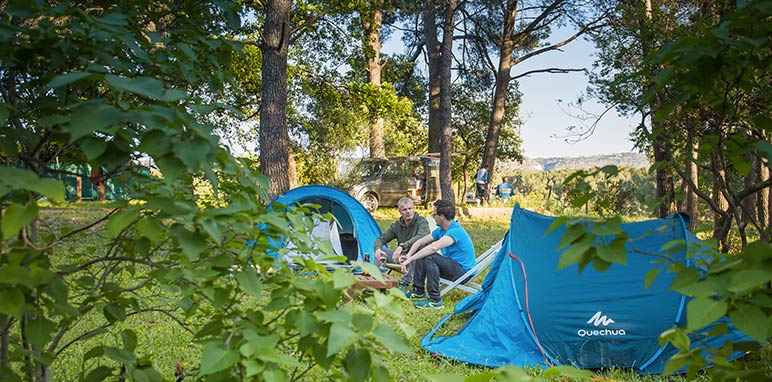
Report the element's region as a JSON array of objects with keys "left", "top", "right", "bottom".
[{"left": 458, "top": 207, "right": 513, "bottom": 219}]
